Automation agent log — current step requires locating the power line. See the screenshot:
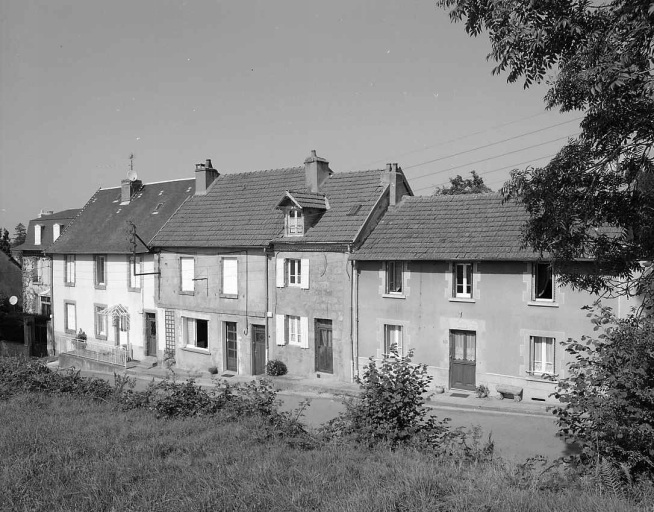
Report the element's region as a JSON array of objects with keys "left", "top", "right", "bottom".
[
  {"left": 410, "top": 133, "right": 579, "bottom": 182},
  {"left": 403, "top": 120, "right": 581, "bottom": 171}
]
